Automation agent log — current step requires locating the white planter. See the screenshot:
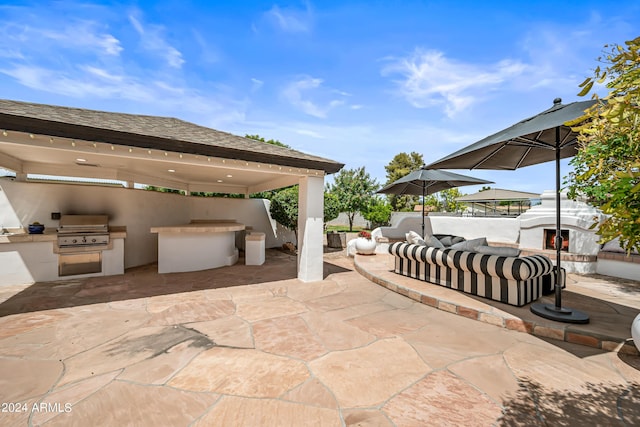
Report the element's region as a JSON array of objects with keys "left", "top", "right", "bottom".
[
  {"left": 355, "top": 237, "right": 376, "bottom": 255},
  {"left": 632, "top": 313, "right": 640, "bottom": 353}
]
